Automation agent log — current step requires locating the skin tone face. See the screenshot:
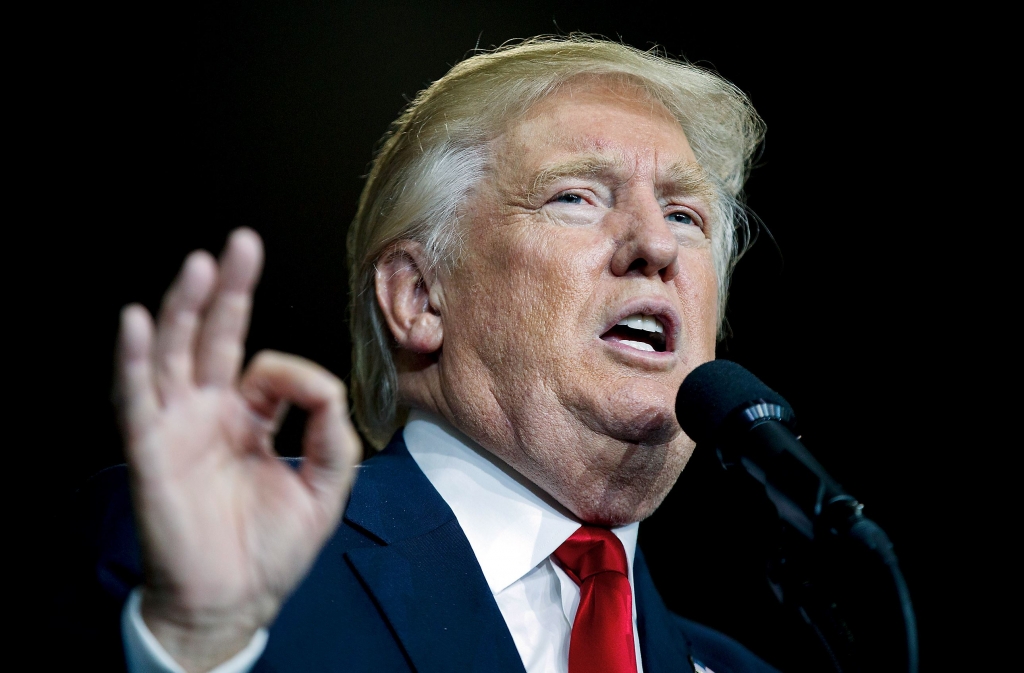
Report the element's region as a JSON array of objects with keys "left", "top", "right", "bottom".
[{"left": 377, "top": 81, "right": 720, "bottom": 526}]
